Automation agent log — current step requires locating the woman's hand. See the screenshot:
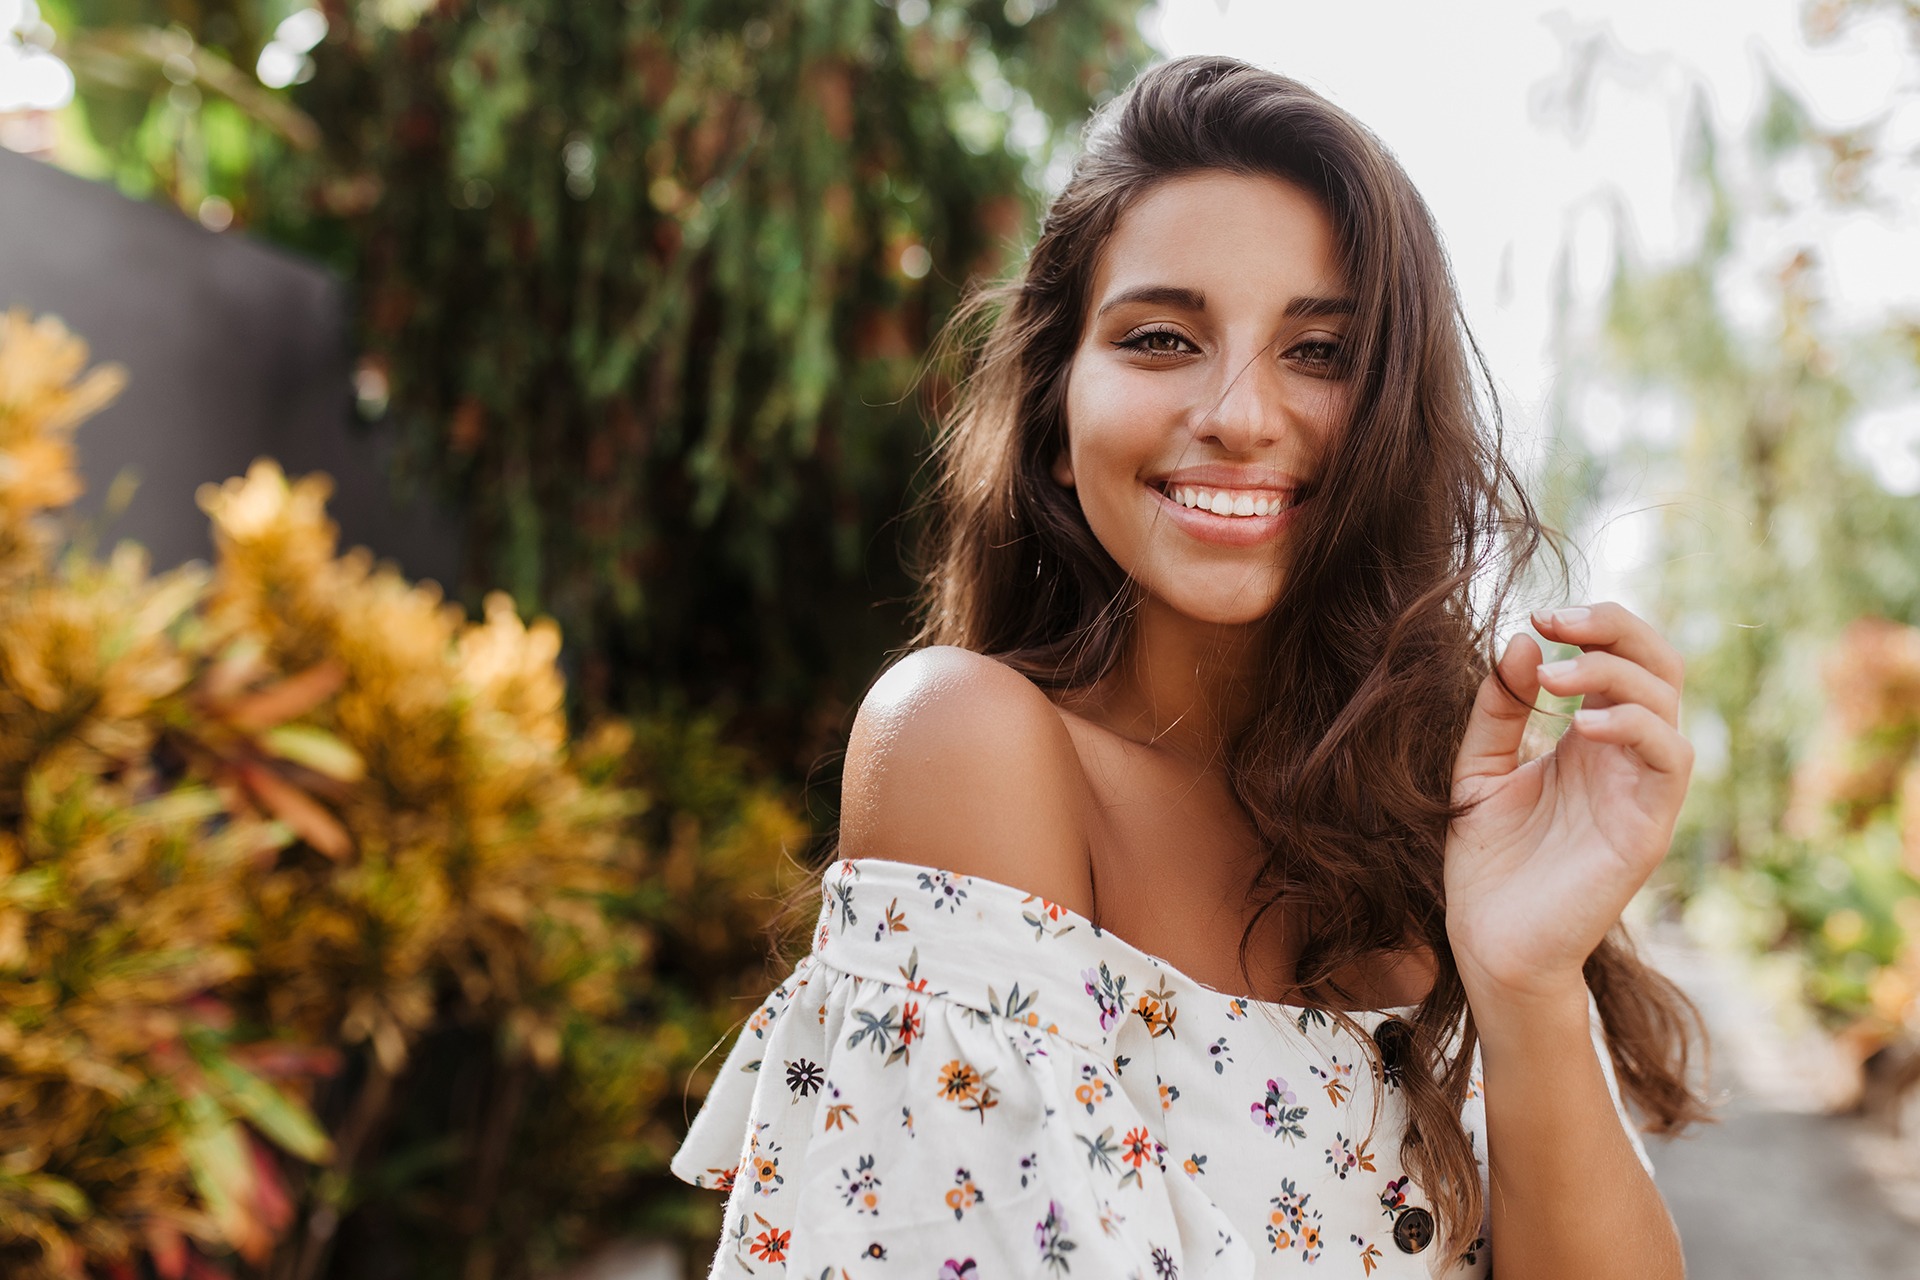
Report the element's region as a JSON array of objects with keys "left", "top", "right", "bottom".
[{"left": 1444, "top": 602, "right": 1693, "bottom": 1009}]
